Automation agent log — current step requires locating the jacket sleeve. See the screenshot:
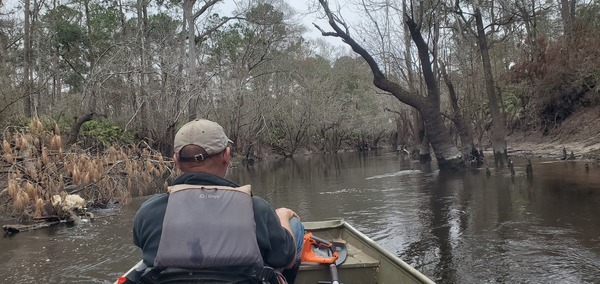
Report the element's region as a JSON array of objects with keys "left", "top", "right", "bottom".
[
  {"left": 252, "top": 197, "right": 296, "bottom": 268},
  {"left": 132, "top": 194, "right": 169, "bottom": 267}
]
